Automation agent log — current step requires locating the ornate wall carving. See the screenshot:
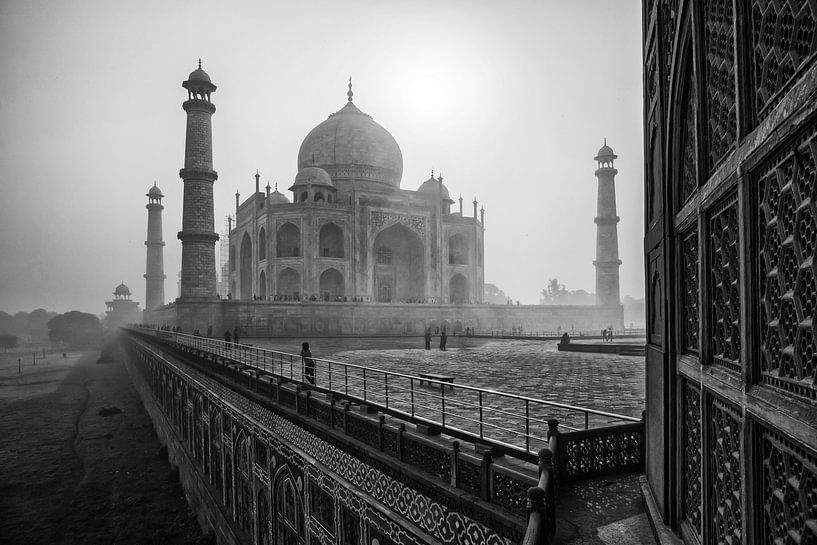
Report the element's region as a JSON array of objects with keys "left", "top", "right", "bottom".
[
  {"left": 710, "top": 195, "right": 742, "bottom": 370},
  {"left": 682, "top": 383, "right": 702, "bottom": 540},
  {"left": 682, "top": 228, "right": 700, "bottom": 353},
  {"left": 758, "top": 127, "right": 817, "bottom": 400},
  {"left": 710, "top": 397, "right": 742, "bottom": 545},
  {"left": 751, "top": 0, "right": 817, "bottom": 121},
  {"left": 370, "top": 210, "right": 427, "bottom": 239},
  {"left": 703, "top": 0, "right": 737, "bottom": 170}
]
